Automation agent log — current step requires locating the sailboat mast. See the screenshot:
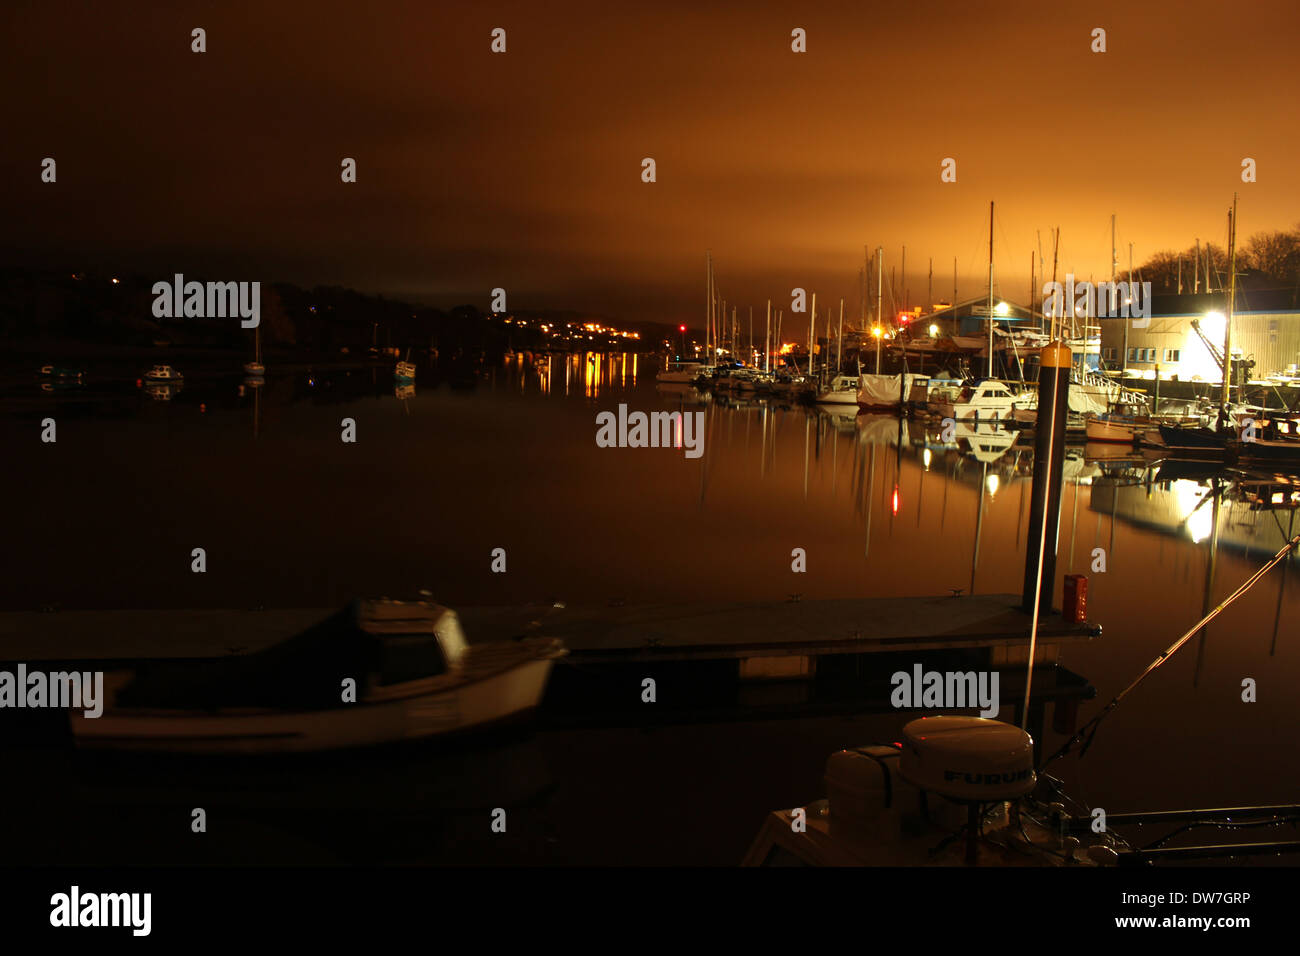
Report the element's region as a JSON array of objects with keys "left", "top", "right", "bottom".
[
  {"left": 1029, "top": 253, "right": 1035, "bottom": 337},
  {"left": 1050, "top": 228, "right": 1060, "bottom": 341},
  {"left": 837, "top": 298, "right": 844, "bottom": 374},
  {"left": 901, "top": 246, "right": 906, "bottom": 313},
  {"left": 1118, "top": 217, "right": 1130, "bottom": 380},
  {"left": 1221, "top": 195, "right": 1238, "bottom": 409},
  {"left": 808, "top": 293, "right": 816, "bottom": 377},
  {"left": 986, "top": 200, "right": 994, "bottom": 378},
  {"left": 765, "top": 299, "right": 771, "bottom": 373},
  {"left": 705, "top": 252, "right": 712, "bottom": 363},
  {"left": 862, "top": 245, "right": 869, "bottom": 324},
  {"left": 876, "top": 247, "right": 884, "bottom": 374}
]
